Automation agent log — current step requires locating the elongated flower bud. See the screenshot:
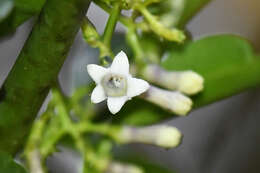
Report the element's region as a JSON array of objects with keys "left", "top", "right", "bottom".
[
  {"left": 106, "top": 162, "right": 143, "bottom": 173},
  {"left": 117, "top": 125, "right": 182, "bottom": 149},
  {"left": 81, "top": 17, "right": 100, "bottom": 47},
  {"left": 141, "top": 85, "right": 192, "bottom": 116},
  {"left": 142, "top": 65, "right": 204, "bottom": 95}
]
